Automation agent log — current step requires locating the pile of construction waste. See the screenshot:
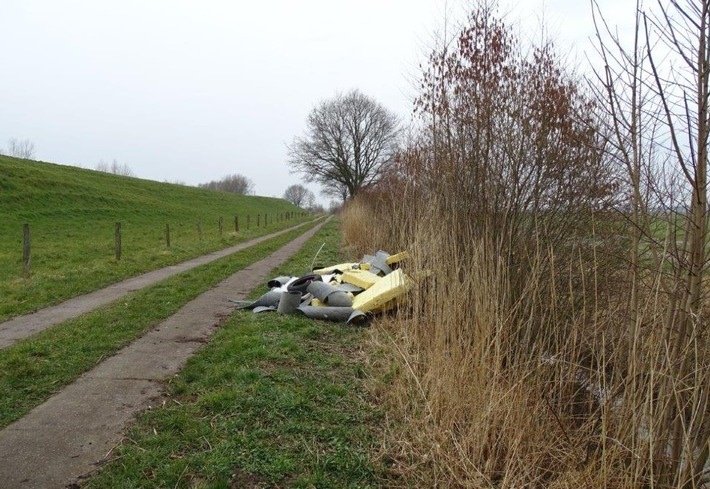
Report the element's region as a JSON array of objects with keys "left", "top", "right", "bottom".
[{"left": 233, "top": 251, "right": 410, "bottom": 326}]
